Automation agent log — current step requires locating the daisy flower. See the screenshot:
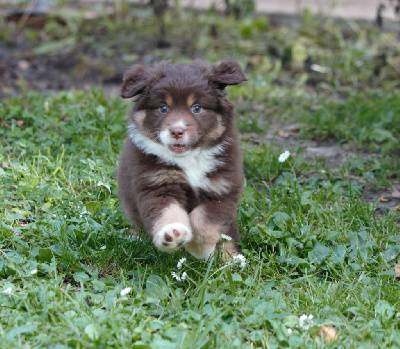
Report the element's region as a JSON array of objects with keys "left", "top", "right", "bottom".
[
  {"left": 177, "top": 257, "right": 186, "bottom": 270},
  {"left": 278, "top": 150, "right": 290, "bottom": 163},
  {"left": 232, "top": 254, "right": 247, "bottom": 268},
  {"left": 299, "top": 314, "right": 314, "bottom": 331},
  {"left": 171, "top": 271, "right": 187, "bottom": 281}
]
